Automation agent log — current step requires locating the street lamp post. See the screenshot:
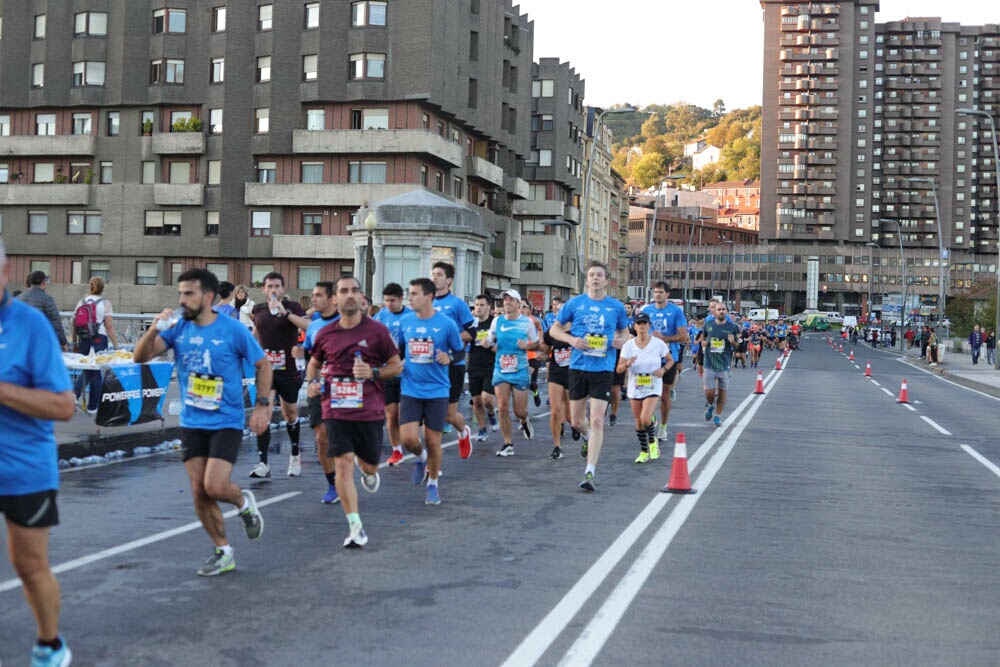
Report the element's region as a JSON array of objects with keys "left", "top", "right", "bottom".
[
  {"left": 722, "top": 240, "right": 735, "bottom": 307},
  {"left": 865, "top": 241, "right": 882, "bottom": 323},
  {"left": 364, "top": 210, "right": 377, "bottom": 303},
  {"left": 957, "top": 107, "right": 1000, "bottom": 370},
  {"left": 879, "top": 218, "right": 906, "bottom": 328},
  {"left": 904, "top": 176, "right": 946, "bottom": 322},
  {"left": 683, "top": 216, "right": 713, "bottom": 315}
]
